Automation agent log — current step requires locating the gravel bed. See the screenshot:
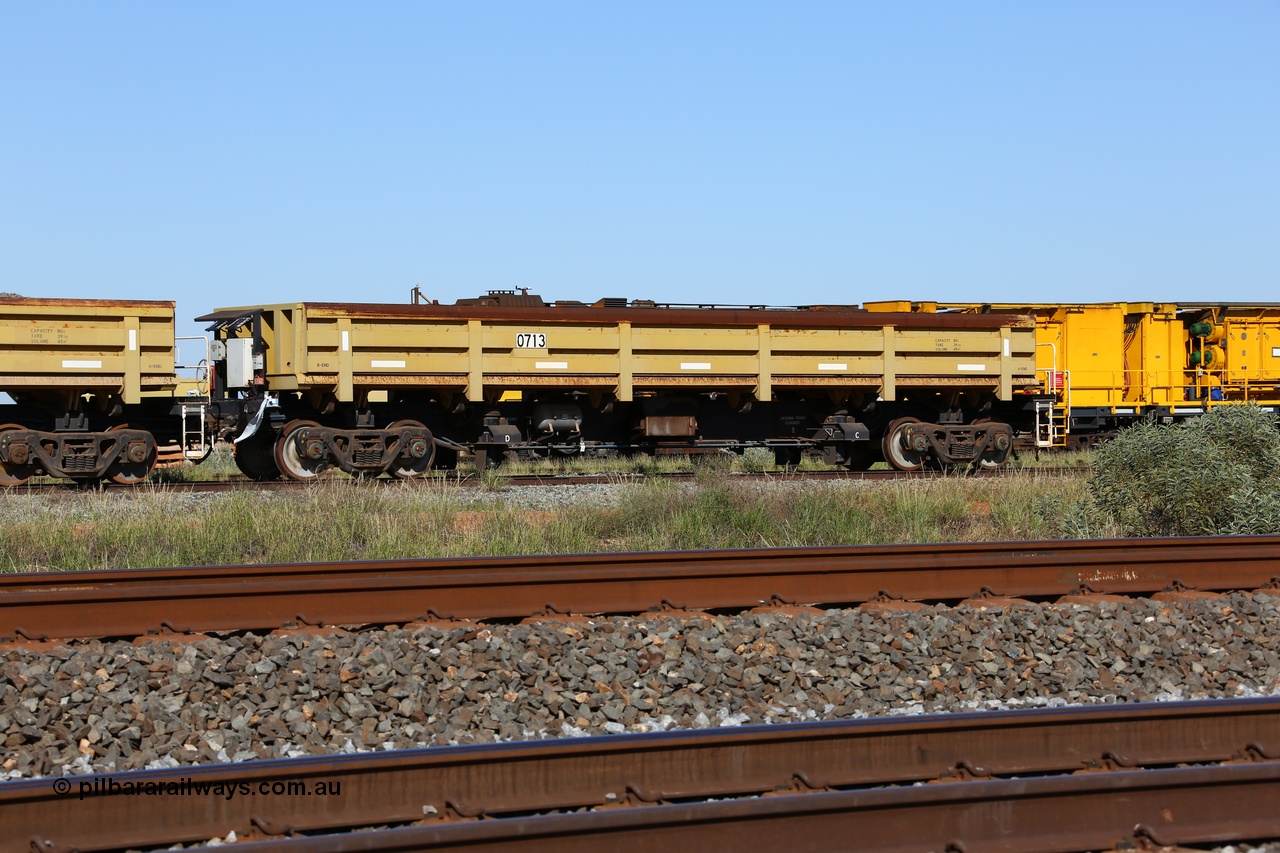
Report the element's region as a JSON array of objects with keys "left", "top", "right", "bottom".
[
  {"left": 0, "top": 491, "right": 227, "bottom": 523},
  {"left": 437, "top": 481, "right": 634, "bottom": 510},
  {"left": 3, "top": 592, "right": 1278, "bottom": 780},
  {"left": 457, "top": 478, "right": 844, "bottom": 510}
]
